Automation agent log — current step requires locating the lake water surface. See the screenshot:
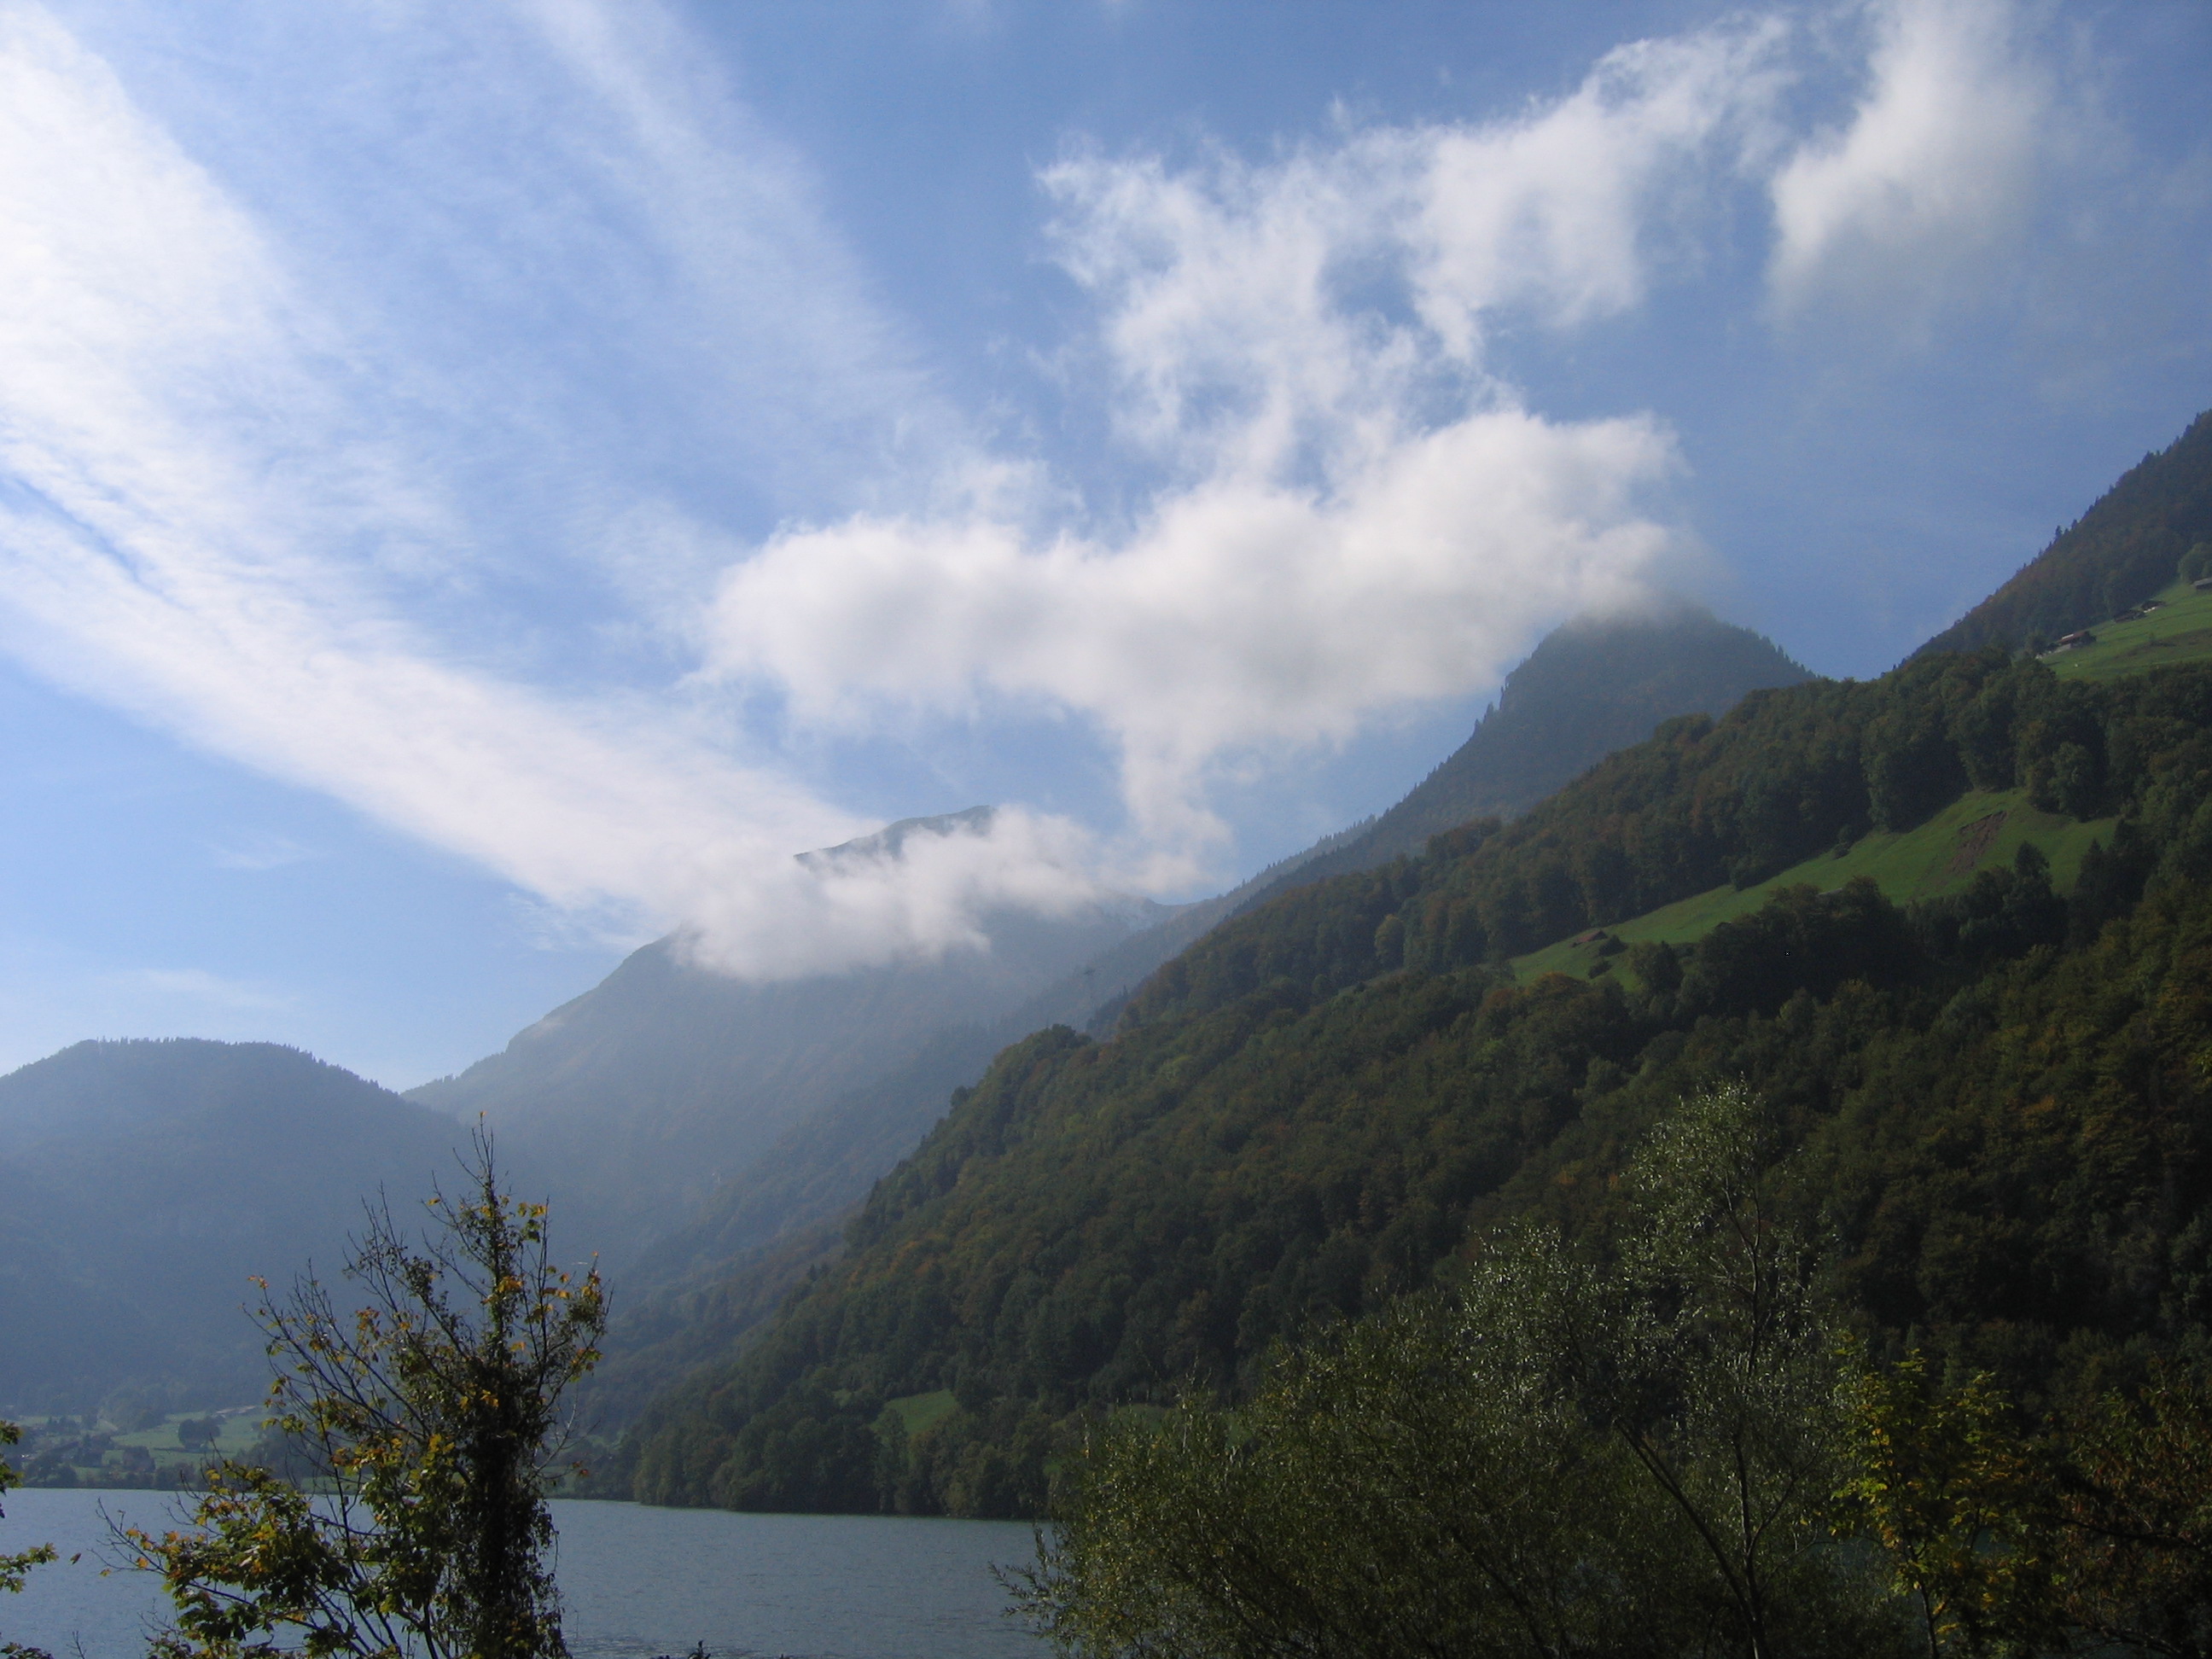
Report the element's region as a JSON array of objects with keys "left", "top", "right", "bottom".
[{"left": 2, "top": 1489, "right": 1045, "bottom": 1658}]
